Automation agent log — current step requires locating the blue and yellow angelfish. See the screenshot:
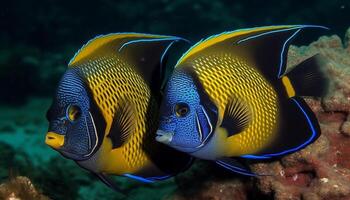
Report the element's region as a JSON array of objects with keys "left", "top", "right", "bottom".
[
  {"left": 156, "top": 25, "right": 329, "bottom": 176},
  {"left": 45, "top": 33, "right": 192, "bottom": 190}
]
